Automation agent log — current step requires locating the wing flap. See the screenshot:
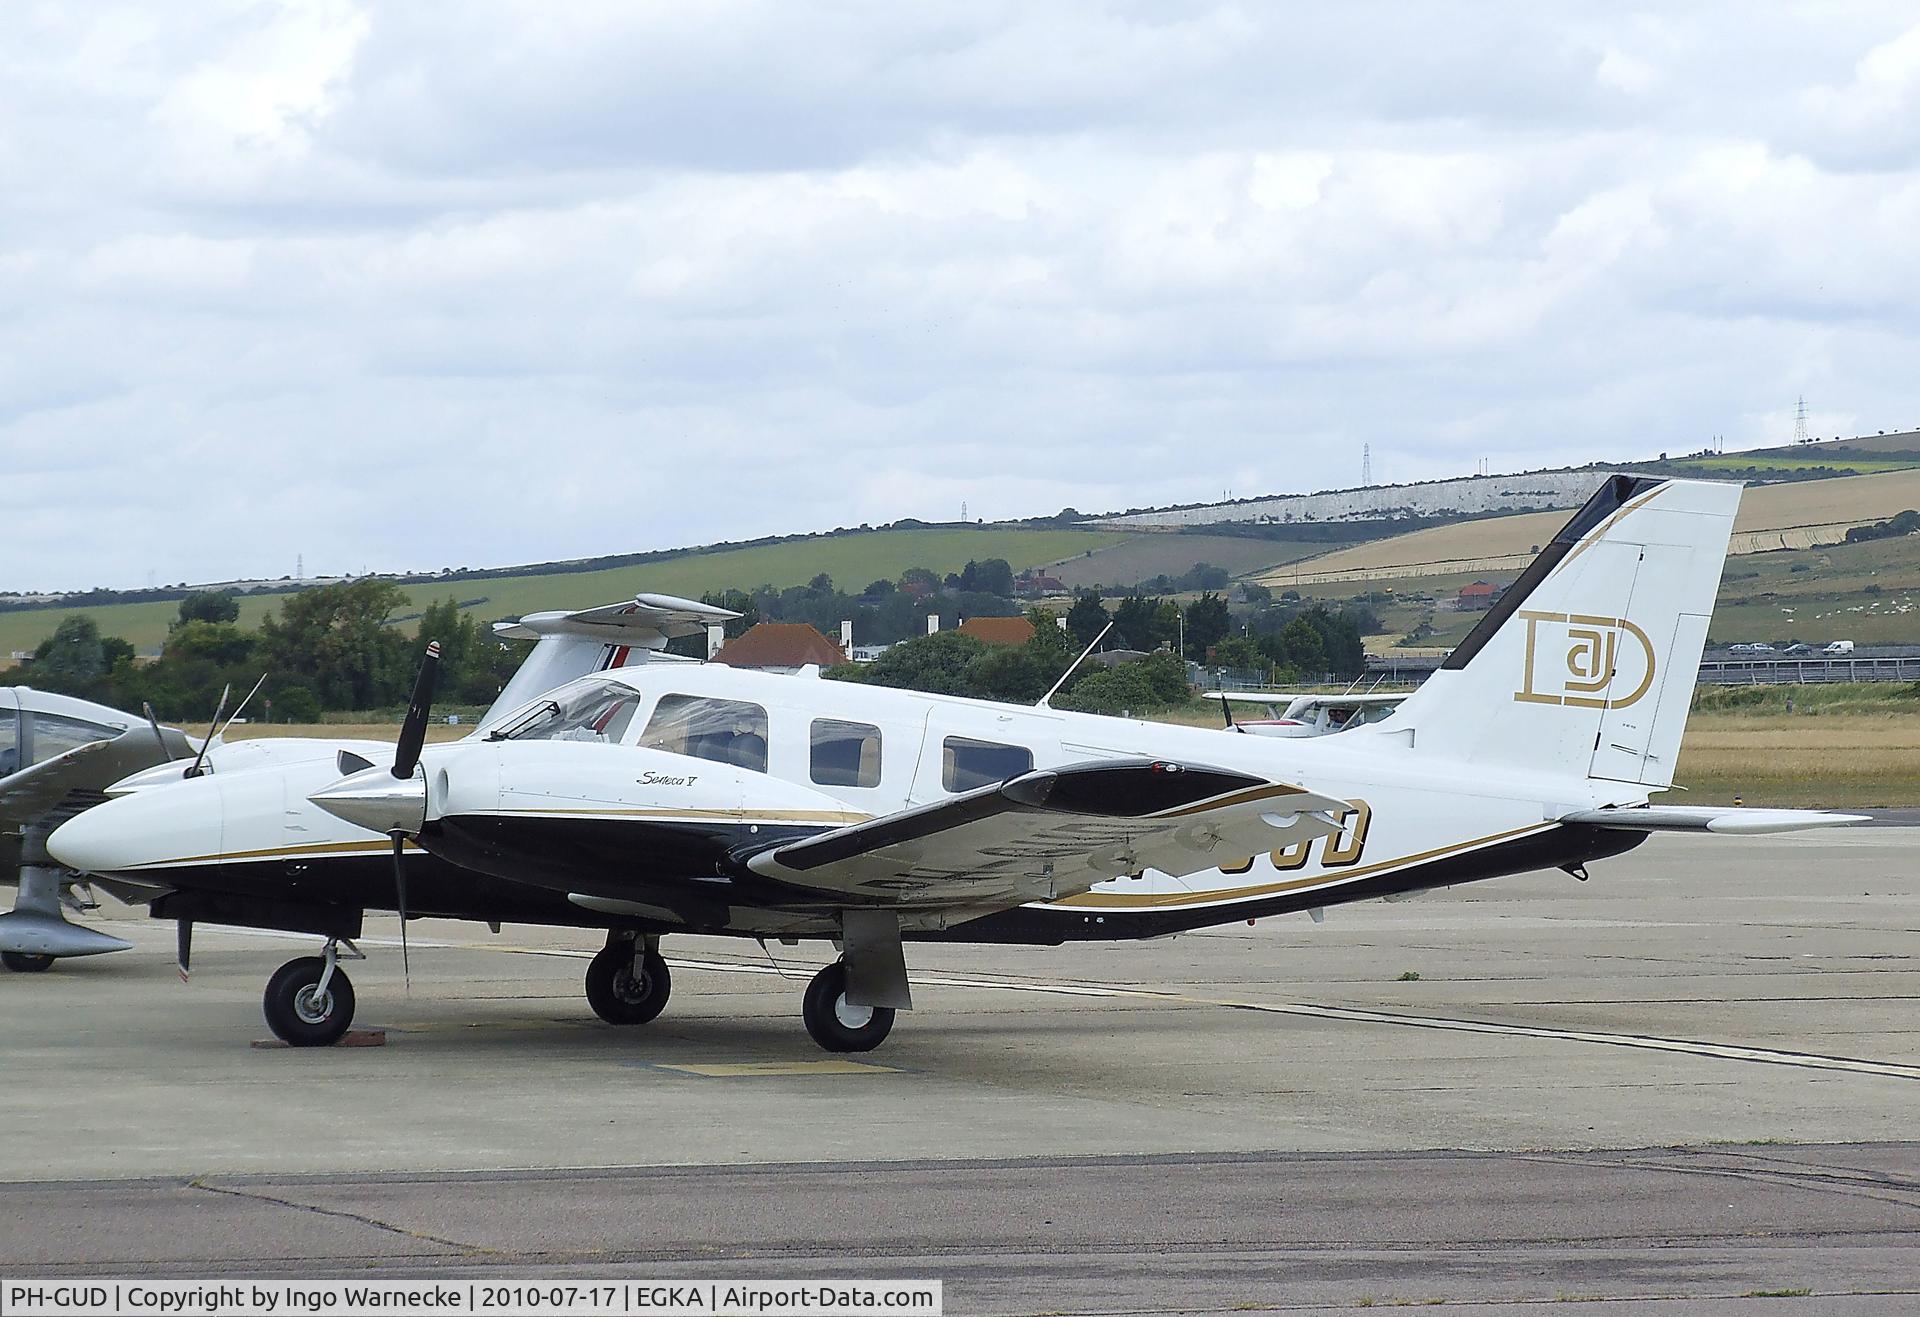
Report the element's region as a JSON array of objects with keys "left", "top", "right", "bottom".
[{"left": 747, "top": 758, "right": 1350, "bottom": 908}]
